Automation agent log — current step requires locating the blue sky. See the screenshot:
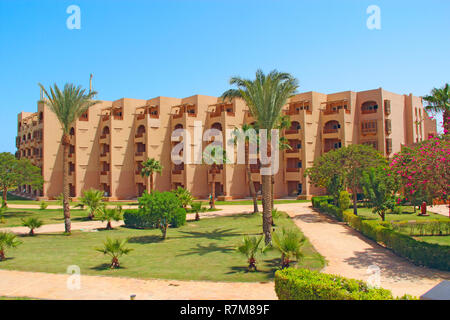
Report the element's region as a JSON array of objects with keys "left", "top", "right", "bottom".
[{"left": 0, "top": 0, "right": 449, "bottom": 153}]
